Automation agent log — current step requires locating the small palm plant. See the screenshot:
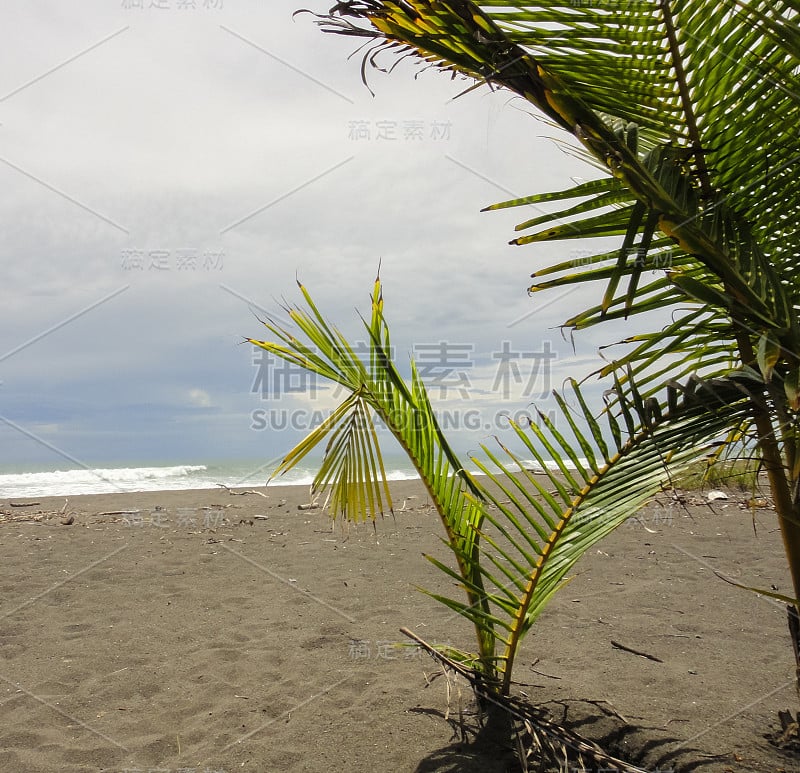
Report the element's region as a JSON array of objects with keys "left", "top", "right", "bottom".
[
  {"left": 293, "top": 0, "right": 800, "bottom": 701},
  {"left": 249, "top": 276, "right": 753, "bottom": 696}
]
